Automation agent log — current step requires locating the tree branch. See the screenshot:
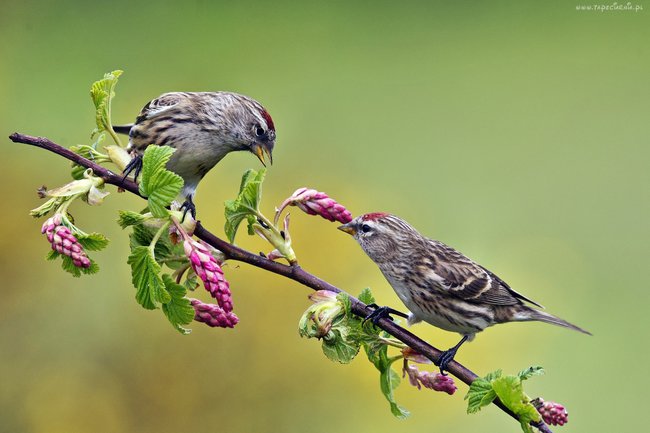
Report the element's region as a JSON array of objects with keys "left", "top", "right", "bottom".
[{"left": 8, "top": 132, "right": 553, "bottom": 433}]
